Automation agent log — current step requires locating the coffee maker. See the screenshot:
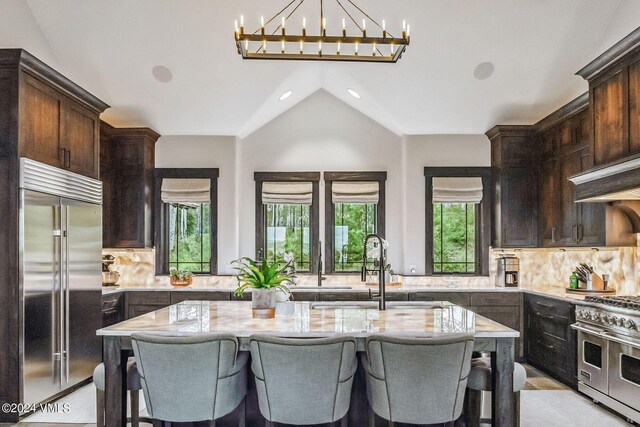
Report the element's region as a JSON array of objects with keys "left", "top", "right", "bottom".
[{"left": 496, "top": 254, "right": 519, "bottom": 287}]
